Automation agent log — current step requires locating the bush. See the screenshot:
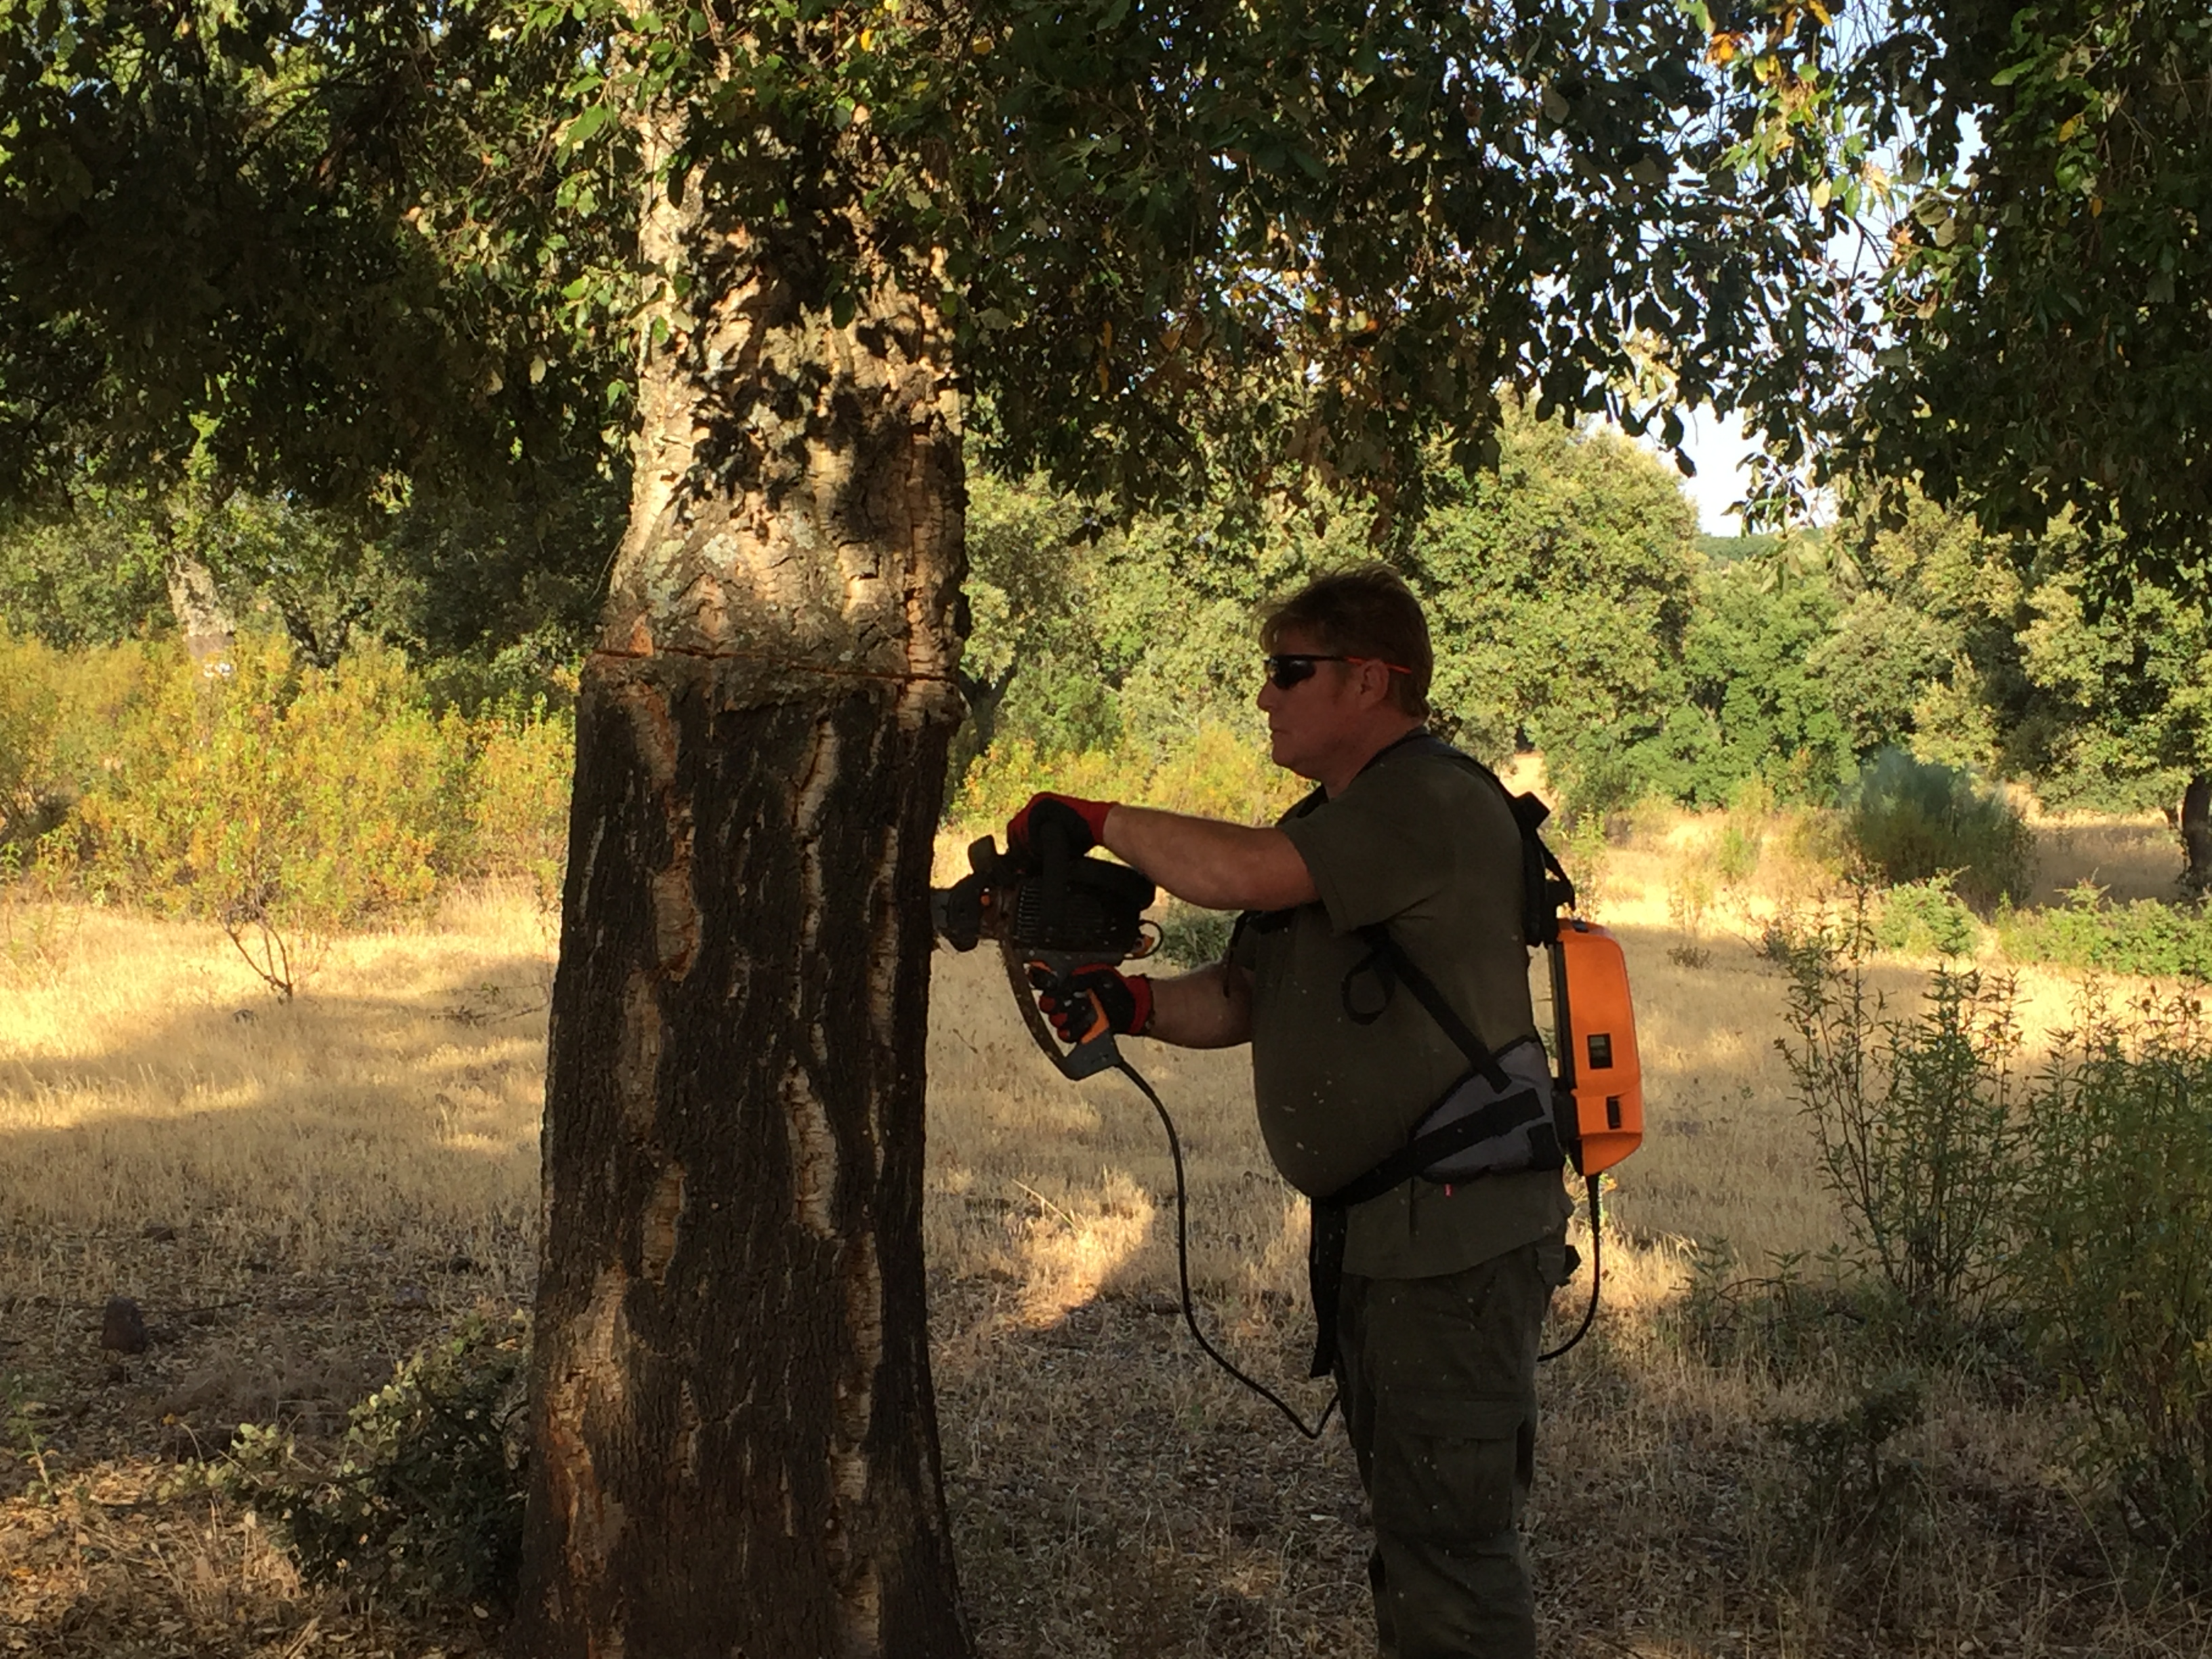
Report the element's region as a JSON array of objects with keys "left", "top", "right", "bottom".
[
  {"left": 1996, "top": 882, "right": 2212, "bottom": 981},
  {"left": 1780, "top": 908, "right": 2026, "bottom": 1319},
  {"left": 1, "top": 636, "right": 587, "bottom": 956},
  {"left": 468, "top": 699, "right": 576, "bottom": 913},
  {"left": 952, "top": 722, "right": 1306, "bottom": 836},
  {"left": 0, "top": 633, "right": 161, "bottom": 848},
  {"left": 1845, "top": 748, "right": 2034, "bottom": 909},
  {"left": 1874, "top": 876, "right": 1980, "bottom": 958},
  {"left": 0, "top": 641, "right": 64, "bottom": 847},
  {"left": 1664, "top": 842, "right": 1717, "bottom": 967},
  {"left": 1677, "top": 1241, "right": 1866, "bottom": 1377},
  {"left": 2013, "top": 991, "right": 2212, "bottom": 1587},
  {"left": 1767, "top": 1373, "right": 1930, "bottom": 1572},
  {"left": 220, "top": 1316, "right": 530, "bottom": 1612},
  {"left": 75, "top": 637, "right": 474, "bottom": 945}
]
